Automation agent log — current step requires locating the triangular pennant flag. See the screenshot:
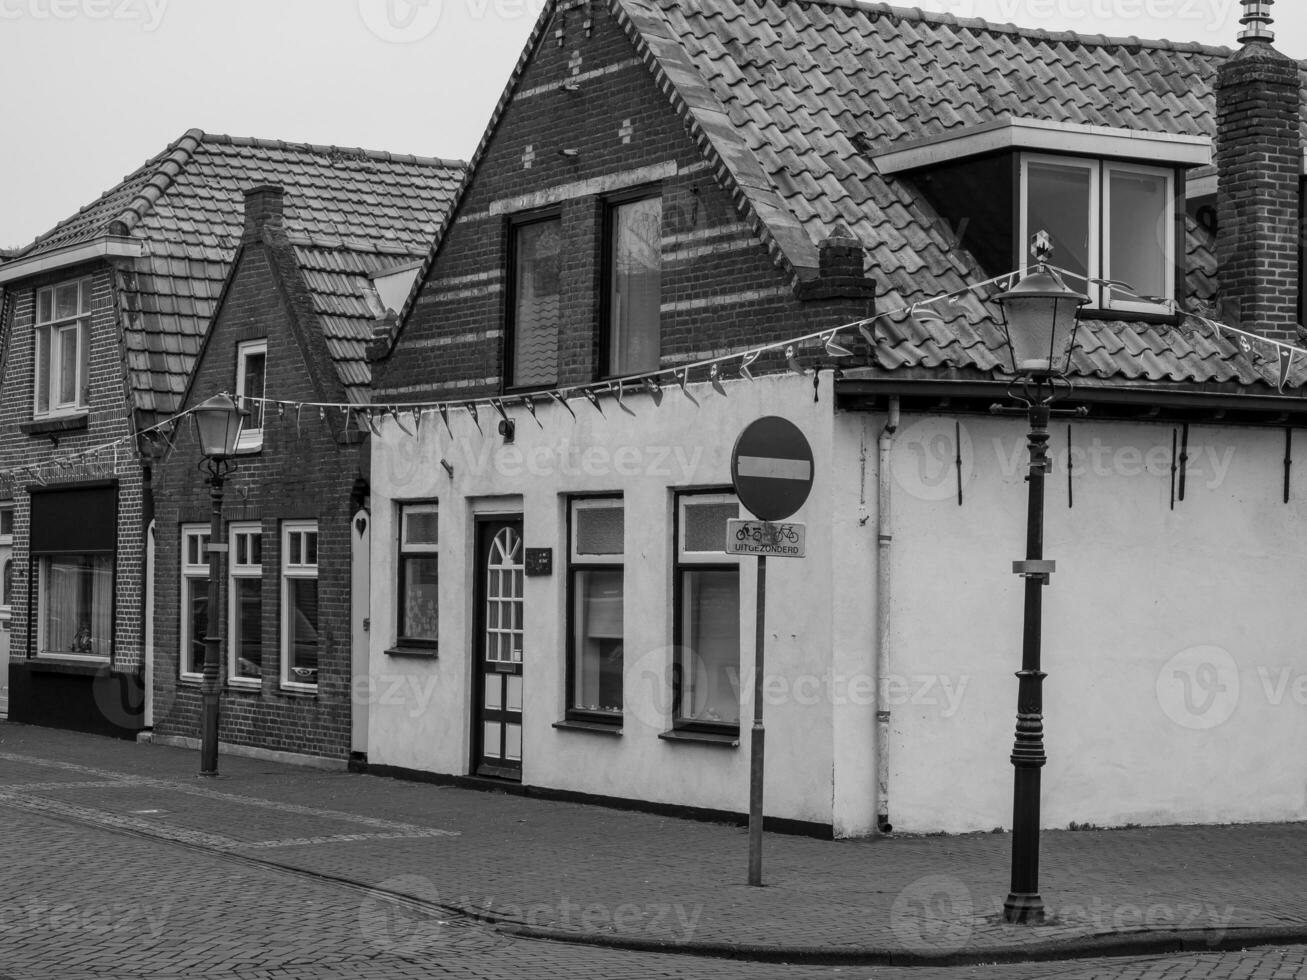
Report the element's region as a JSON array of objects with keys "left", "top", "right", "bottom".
[
  {"left": 677, "top": 370, "right": 699, "bottom": 407},
  {"left": 739, "top": 350, "right": 760, "bottom": 382},
  {"left": 582, "top": 387, "right": 605, "bottom": 416},
  {"left": 411, "top": 408, "right": 423, "bottom": 434},
  {"left": 550, "top": 390, "right": 577, "bottom": 419},
  {"left": 858, "top": 322, "right": 877, "bottom": 348},
  {"left": 786, "top": 345, "right": 807, "bottom": 376},
  {"left": 439, "top": 405, "right": 453, "bottom": 438},
  {"left": 824, "top": 331, "right": 853, "bottom": 358},
  {"left": 614, "top": 381, "right": 636, "bottom": 416},
  {"left": 465, "top": 402, "right": 483, "bottom": 434},
  {"left": 710, "top": 363, "right": 727, "bottom": 397},
  {"left": 1279, "top": 345, "right": 1295, "bottom": 393},
  {"left": 643, "top": 377, "right": 663, "bottom": 406},
  {"left": 491, "top": 399, "right": 511, "bottom": 424},
  {"left": 523, "top": 396, "right": 544, "bottom": 429},
  {"left": 391, "top": 407, "right": 415, "bottom": 438},
  {"left": 365, "top": 412, "right": 383, "bottom": 437}
]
